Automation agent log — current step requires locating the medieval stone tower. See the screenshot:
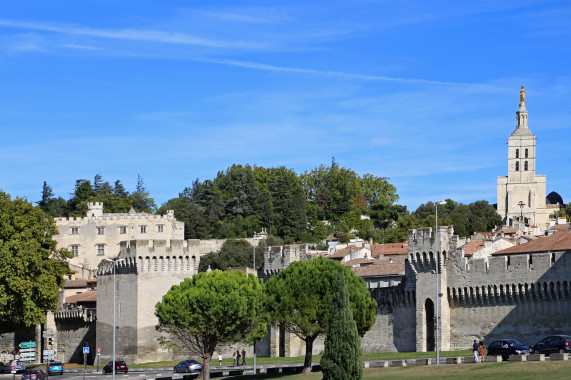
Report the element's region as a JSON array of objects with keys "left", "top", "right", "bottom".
[{"left": 497, "top": 86, "right": 551, "bottom": 230}]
